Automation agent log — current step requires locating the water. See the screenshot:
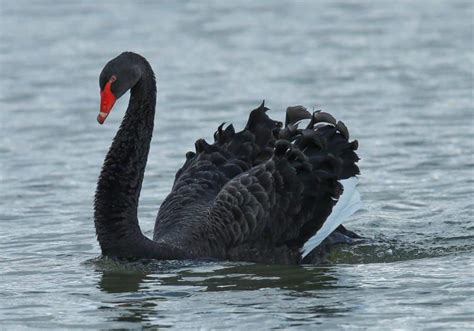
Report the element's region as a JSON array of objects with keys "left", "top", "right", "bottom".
[{"left": 1, "top": 0, "right": 473, "bottom": 329}]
